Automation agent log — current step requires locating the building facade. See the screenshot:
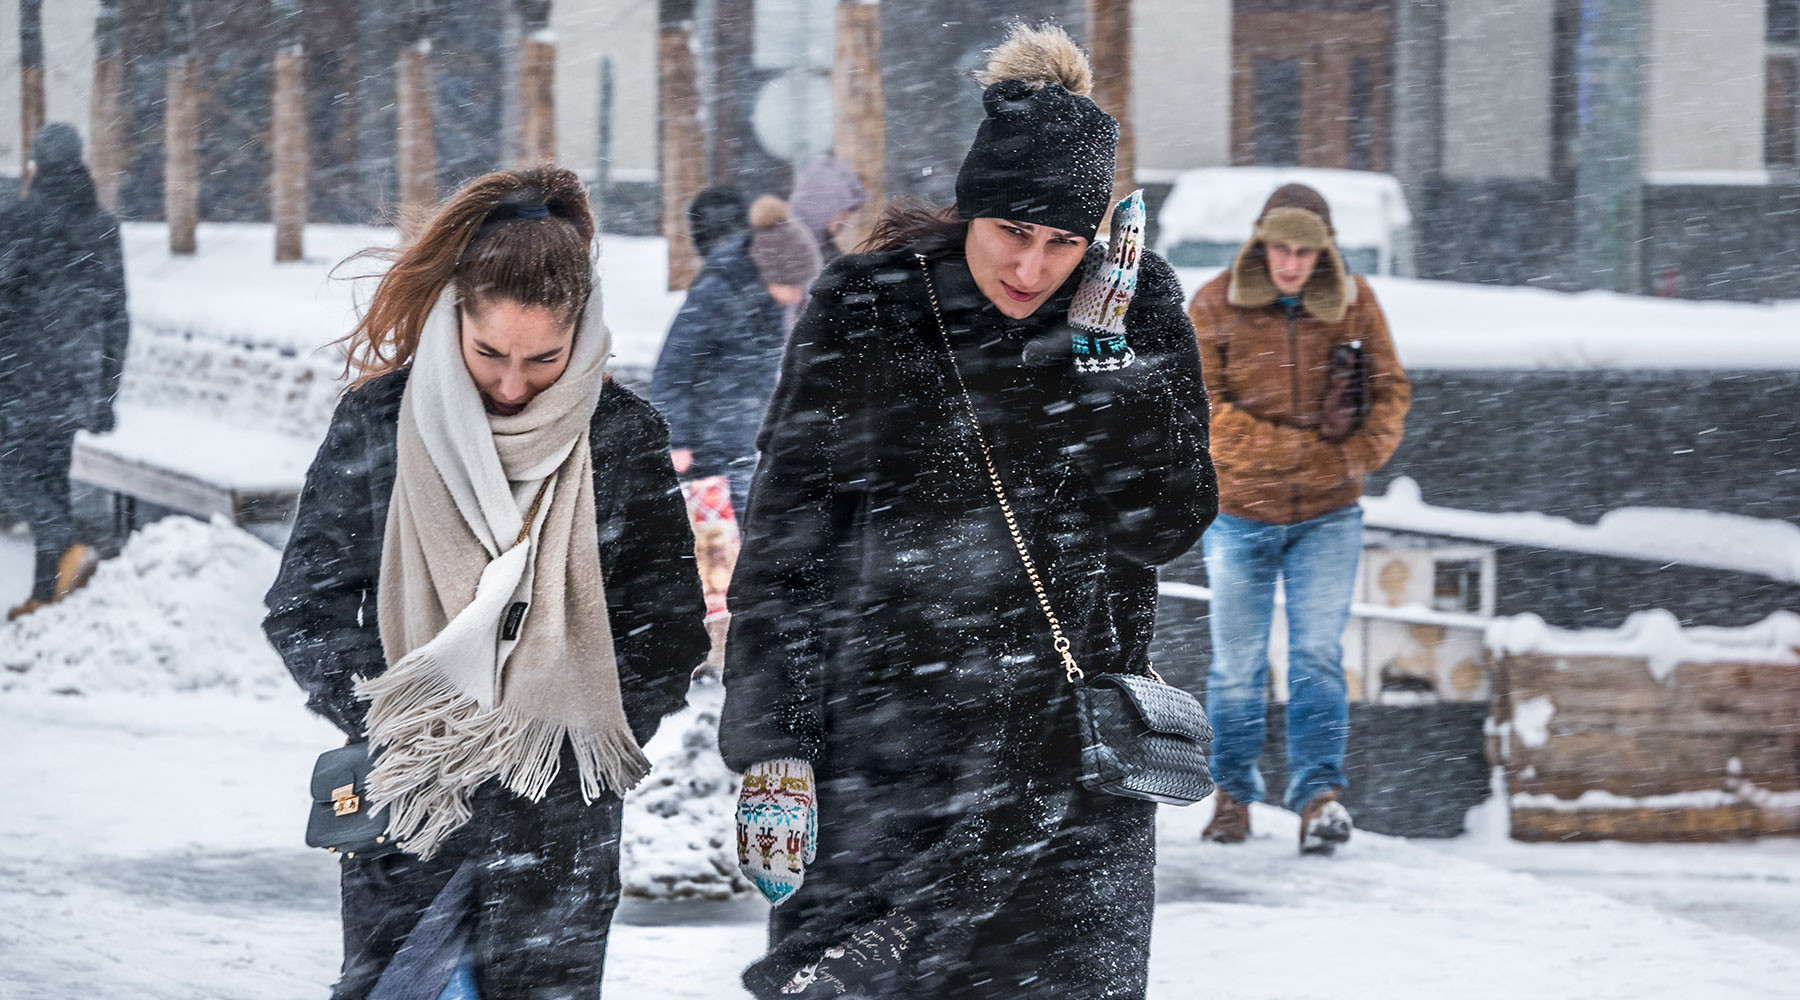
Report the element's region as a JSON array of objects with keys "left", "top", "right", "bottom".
[{"left": 0, "top": 1, "right": 1793, "bottom": 297}]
